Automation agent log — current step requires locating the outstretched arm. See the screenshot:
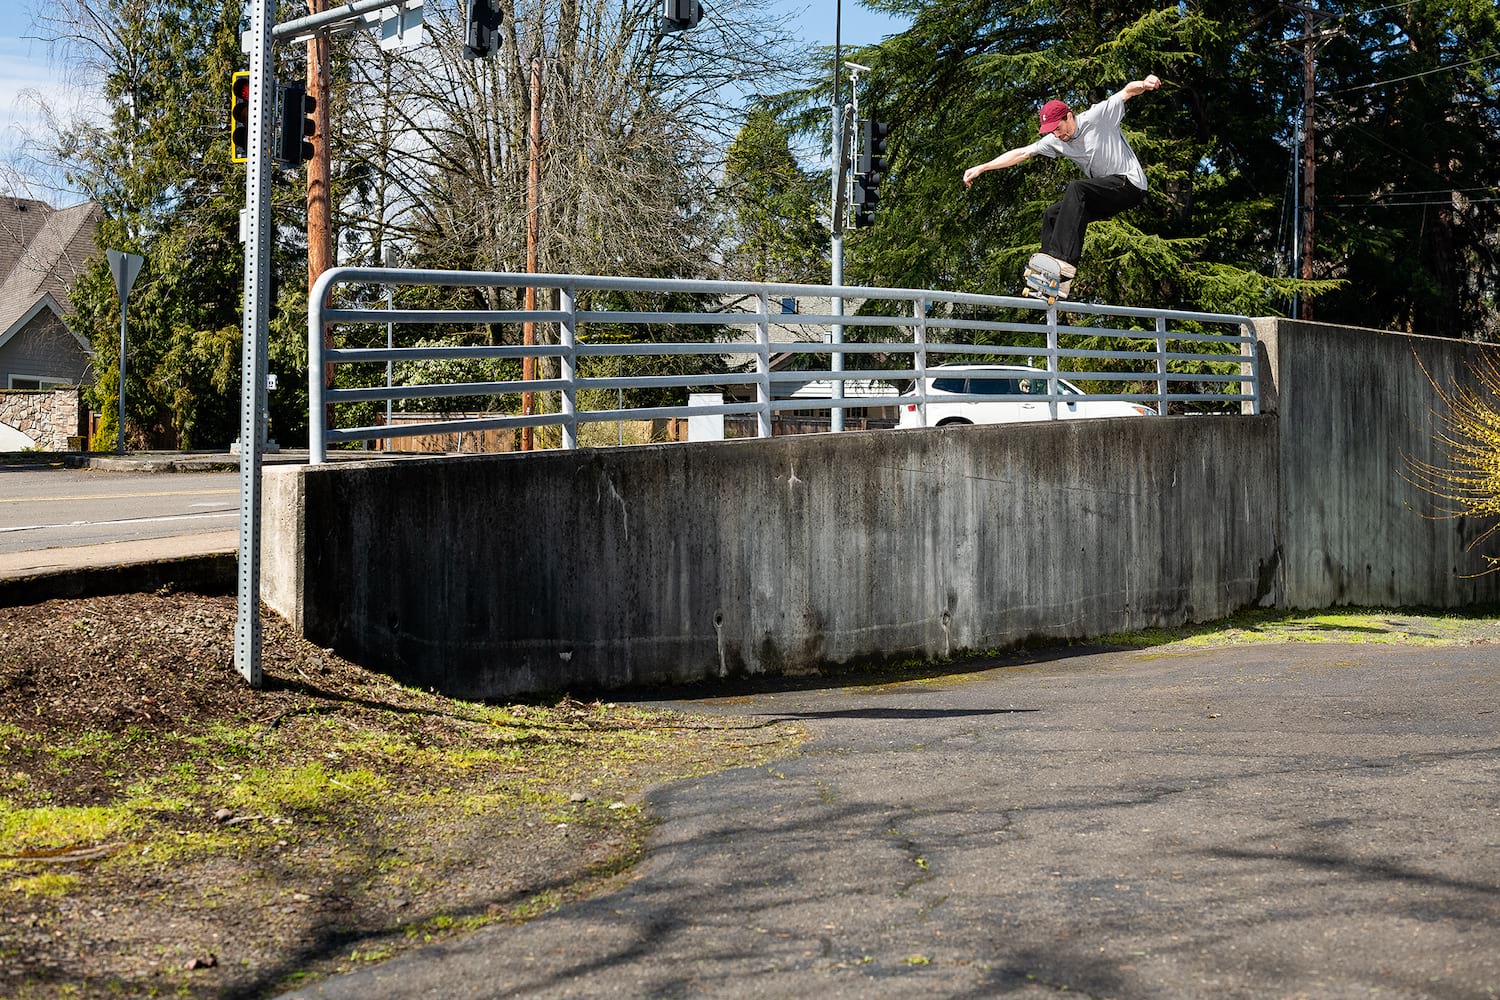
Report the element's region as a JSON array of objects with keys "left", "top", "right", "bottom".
[
  {"left": 962, "top": 145, "right": 1034, "bottom": 187},
  {"left": 1116, "top": 74, "right": 1162, "bottom": 102}
]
